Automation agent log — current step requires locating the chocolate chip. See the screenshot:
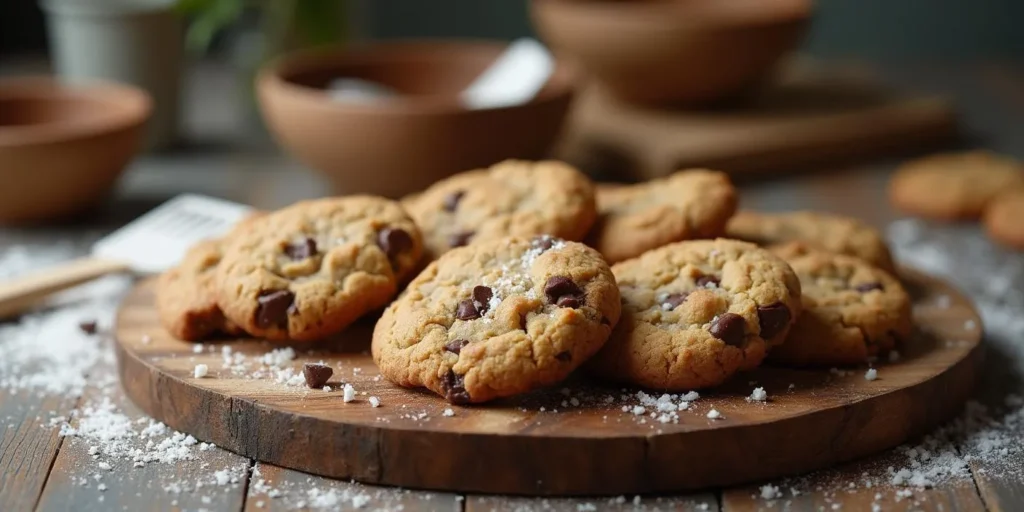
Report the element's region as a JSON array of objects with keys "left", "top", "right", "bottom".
[
  {"left": 472, "top": 285, "right": 493, "bottom": 314},
  {"left": 441, "top": 369, "right": 471, "bottom": 404},
  {"left": 555, "top": 351, "right": 572, "bottom": 362},
  {"left": 302, "top": 363, "right": 333, "bottom": 389},
  {"left": 710, "top": 313, "right": 746, "bottom": 347},
  {"left": 757, "top": 302, "right": 791, "bottom": 339},
  {"left": 456, "top": 299, "right": 481, "bottom": 320},
  {"left": 443, "top": 190, "right": 465, "bottom": 212},
  {"left": 256, "top": 290, "right": 295, "bottom": 329},
  {"left": 544, "top": 276, "right": 584, "bottom": 308},
  {"left": 449, "top": 231, "right": 474, "bottom": 248},
  {"left": 285, "top": 238, "right": 317, "bottom": 260},
  {"left": 532, "top": 236, "right": 556, "bottom": 252},
  {"left": 445, "top": 339, "right": 470, "bottom": 355},
  {"left": 696, "top": 275, "right": 720, "bottom": 288},
  {"left": 78, "top": 320, "right": 97, "bottom": 335},
  {"left": 661, "top": 293, "right": 689, "bottom": 310},
  {"left": 377, "top": 228, "right": 412, "bottom": 259},
  {"left": 855, "top": 282, "right": 884, "bottom": 293}
]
